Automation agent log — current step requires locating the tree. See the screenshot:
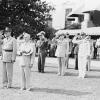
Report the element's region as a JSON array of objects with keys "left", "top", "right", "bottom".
[{"left": 0, "top": 0, "right": 54, "bottom": 38}]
